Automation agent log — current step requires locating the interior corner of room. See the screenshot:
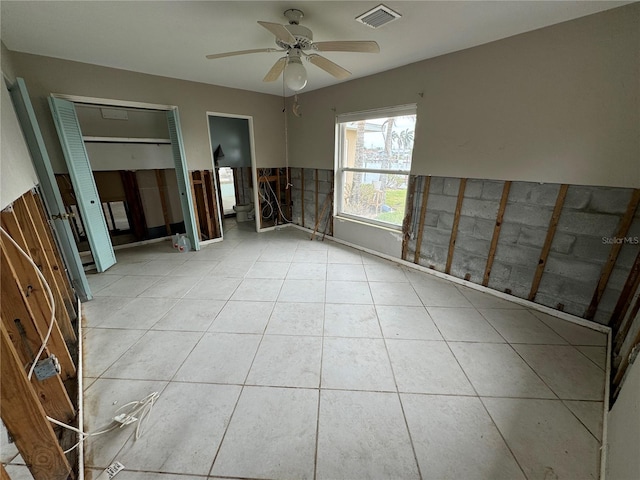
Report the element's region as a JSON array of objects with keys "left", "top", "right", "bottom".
[{"left": 1, "top": 2, "right": 639, "bottom": 479}]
